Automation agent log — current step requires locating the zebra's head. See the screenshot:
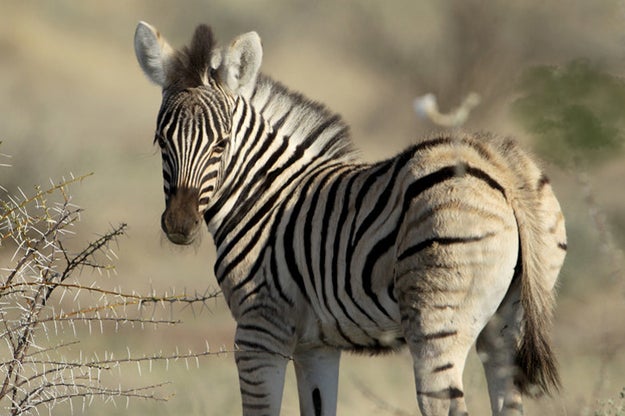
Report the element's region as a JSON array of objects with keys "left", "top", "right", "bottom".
[{"left": 134, "top": 22, "right": 262, "bottom": 245}]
